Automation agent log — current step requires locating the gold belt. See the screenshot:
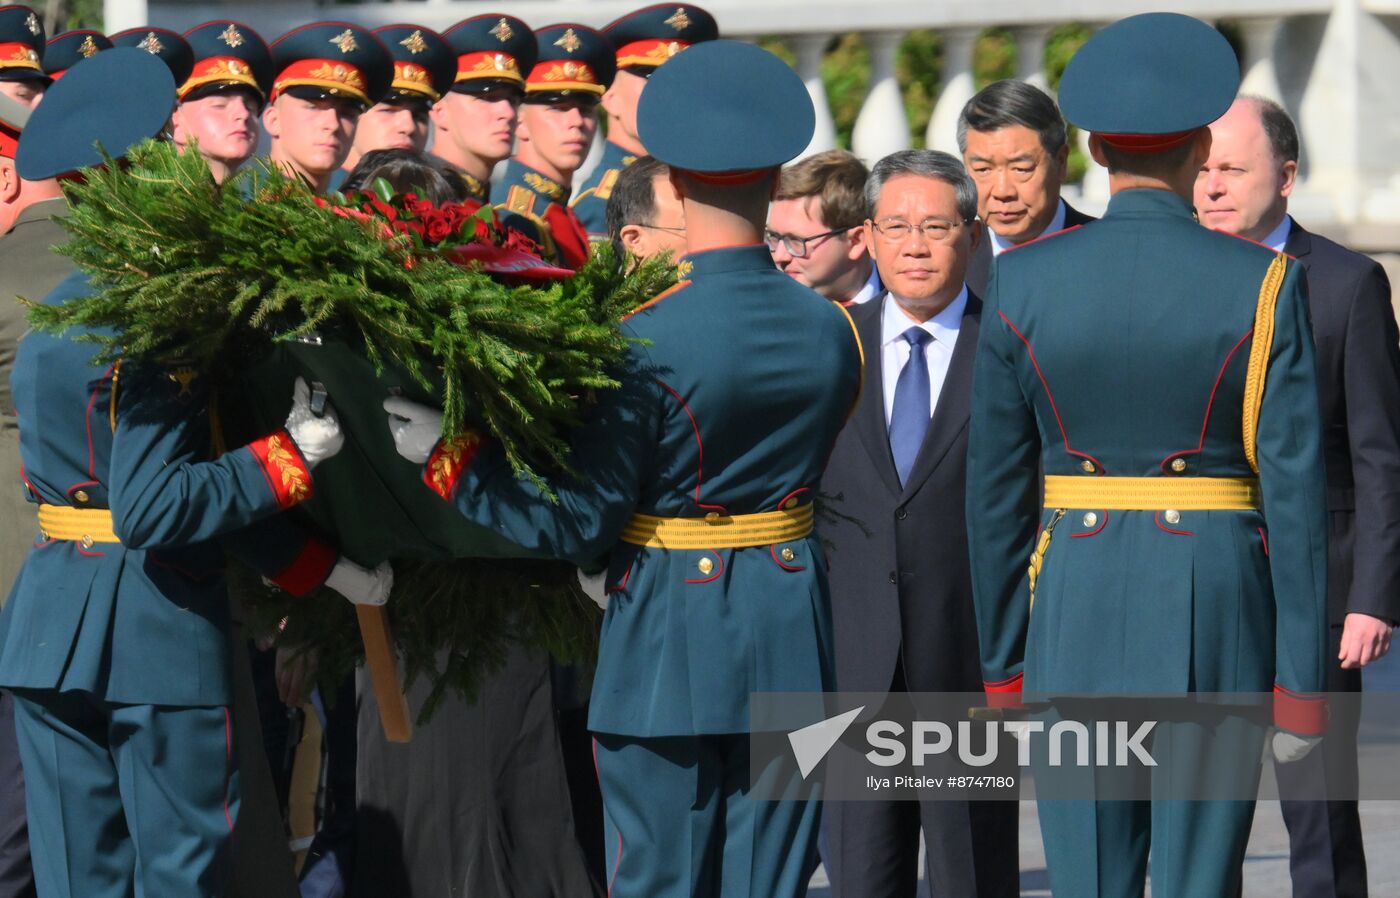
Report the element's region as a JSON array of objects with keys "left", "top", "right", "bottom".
[
  {"left": 37, "top": 505, "right": 120, "bottom": 547},
  {"left": 620, "top": 504, "right": 814, "bottom": 549},
  {"left": 1043, "top": 476, "right": 1261, "bottom": 511}
]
